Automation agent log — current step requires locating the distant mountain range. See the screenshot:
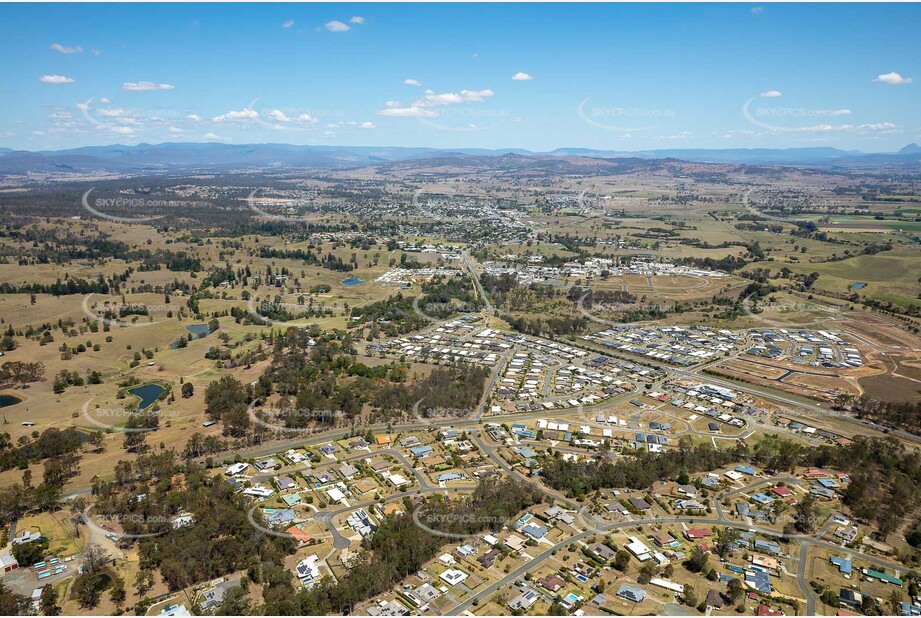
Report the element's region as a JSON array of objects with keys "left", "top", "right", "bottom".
[{"left": 1, "top": 141, "right": 919, "bottom": 175}]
